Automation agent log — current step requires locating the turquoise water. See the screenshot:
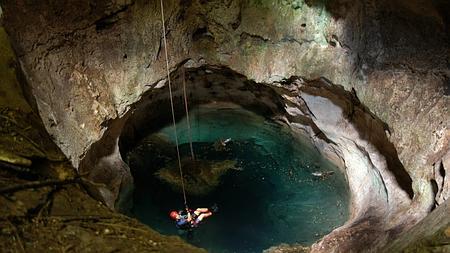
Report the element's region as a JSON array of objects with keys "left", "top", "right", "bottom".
[{"left": 126, "top": 106, "right": 349, "bottom": 253}]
